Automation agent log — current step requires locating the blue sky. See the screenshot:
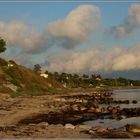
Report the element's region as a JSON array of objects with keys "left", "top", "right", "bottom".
[
  {"left": 1, "top": 2, "right": 140, "bottom": 79},
  {"left": 0, "top": 2, "right": 131, "bottom": 27}
]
